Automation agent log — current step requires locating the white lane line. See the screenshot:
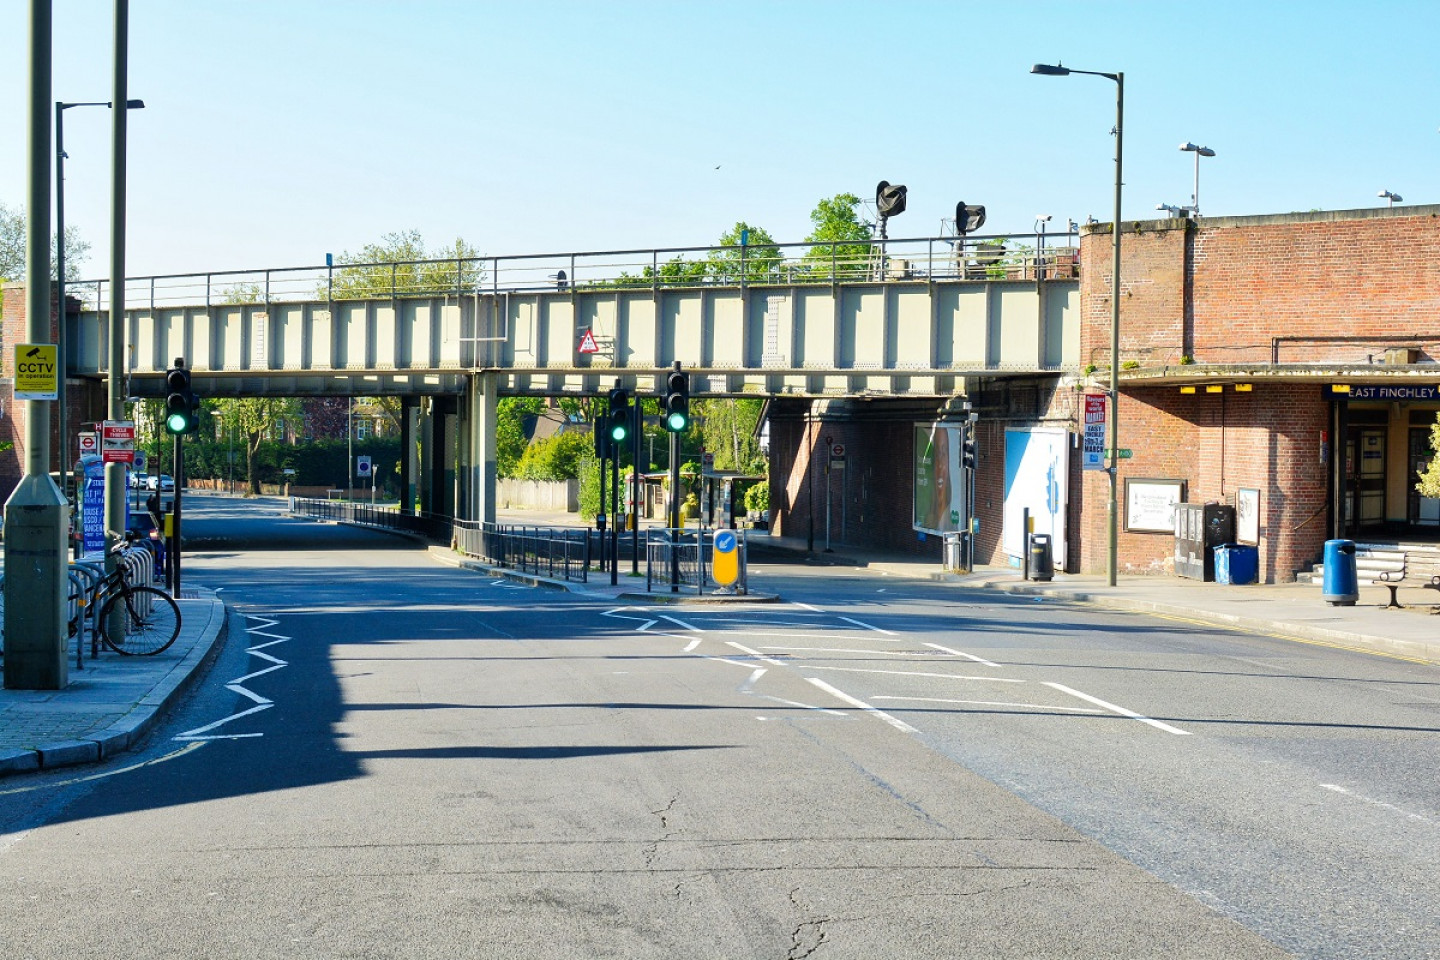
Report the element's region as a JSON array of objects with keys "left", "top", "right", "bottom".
[
  {"left": 805, "top": 678, "right": 918, "bottom": 733},
  {"left": 173, "top": 702, "right": 275, "bottom": 740},
  {"left": 729, "top": 631, "right": 906, "bottom": 641},
  {"left": 838, "top": 616, "right": 897, "bottom": 636},
  {"left": 740, "top": 667, "right": 767, "bottom": 693},
  {"left": 873, "top": 695, "right": 1104, "bottom": 714},
  {"left": 683, "top": 639, "right": 702, "bottom": 653},
  {"left": 725, "top": 641, "right": 790, "bottom": 667},
  {"left": 1321, "top": 784, "right": 1433, "bottom": 823},
  {"left": 755, "top": 695, "right": 848, "bottom": 717},
  {"left": 658, "top": 613, "right": 702, "bottom": 632},
  {"left": 702, "top": 655, "right": 765, "bottom": 670},
  {"left": 174, "top": 614, "right": 290, "bottom": 742},
  {"left": 791, "top": 602, "right": 824, "bottom": 613},
  {"left": 923, "top": 642, "right": 1001, "bottom": 668},
  {"left": 808, "top": 665, "right": 1026, "bottom": 684},
  {"left": 1043, "top": 682, "right": 1190, "bottom": 736},
  {"left": 760, "top": 645, "right": 936, "bottom": 656}
]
